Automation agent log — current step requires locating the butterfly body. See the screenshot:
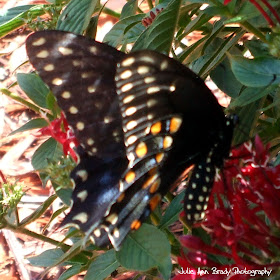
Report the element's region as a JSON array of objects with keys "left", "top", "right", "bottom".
[{"left": 26, "top": 31, "right": 235, "bottom": 250}]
